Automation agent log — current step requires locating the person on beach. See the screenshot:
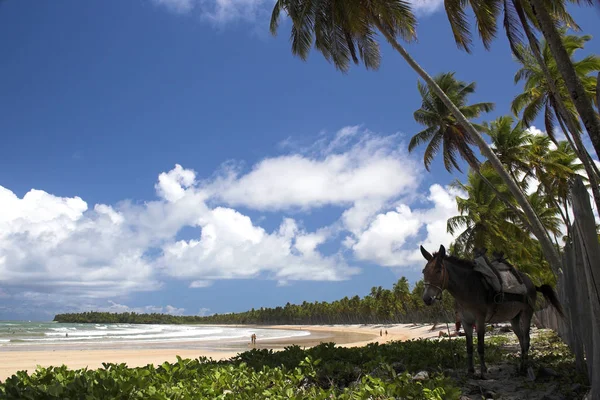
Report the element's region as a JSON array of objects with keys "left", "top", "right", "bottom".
[
  {"left": 385, "top": 330, "right": 388, "bottom": 336},
  {"left": 379, "top": 329, "right": 382, "bottom": 336}
]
